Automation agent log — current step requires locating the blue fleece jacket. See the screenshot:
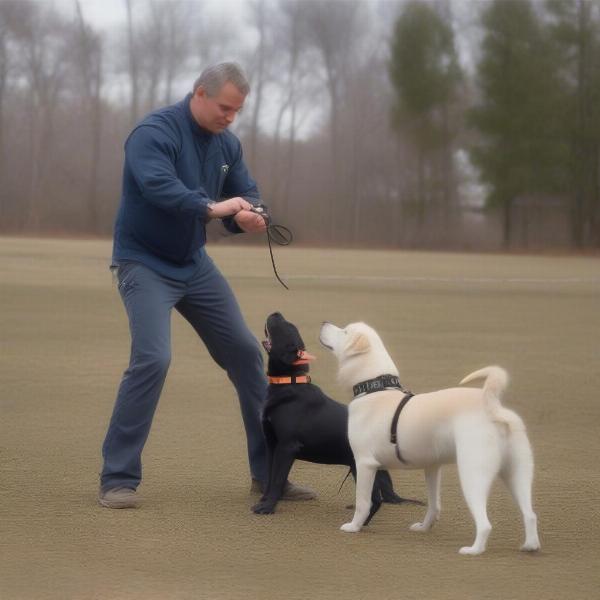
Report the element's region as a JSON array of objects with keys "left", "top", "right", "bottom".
[{"left": 112, "top": 93, "right": 260, "bottom": 280}]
